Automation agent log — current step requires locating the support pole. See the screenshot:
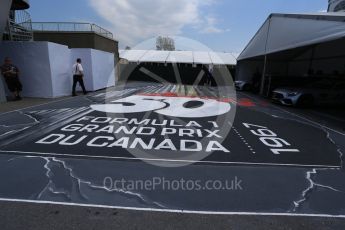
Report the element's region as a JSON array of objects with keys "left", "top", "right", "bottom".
[
  {"left": 260, "top": 16, "right": 272, "bottom": 96},
  {"left": 308, "top": 45, "right": 316, "bottom": 76},
  {"left": 260, "top": 54, "right": 268, "bottom": 95}
]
